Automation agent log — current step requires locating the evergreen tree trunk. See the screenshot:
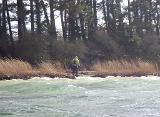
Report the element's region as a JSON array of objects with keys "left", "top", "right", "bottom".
[
  {"left": 2, "top": 0, "right": 7, "bottom": 36},
  {"left": 75, "top": 17, "right": 79, "bottom": 39},
  {"left": 59, "top": 0, "right": 67, "bottom": 41},
  {"left": 128, "top": 0, "right": 131, "bottom": 26},
  {"left": 106, "top": 0, "right": 111, "bottom": 33},
  {"left": 68, "top": 0, "right": 76, "bottom": 41},
  {"left": 93, "top": 0, "right": 97, "bottom": 30},
  {"left": 102, "top": 0, "right": 107, "bottom": 30},
  {"left": 139, "top": 0, "right": 143, "bottom": 36},
  {"left": 6, "top": 0, "right": 15, "bottom": 53},
  {"left": 0, "top": 7, "right": 2, "bottom": 29},
  {"left": 128, "top": 0, "right": 132, "bottom": 37},
  {"left": 17, "top": 0, "right": 24, "bottom": 41},
  {"left": 78, "top": 0, "right": 86, "bottom": 40},
  {"left": 156, "top": 0, "right": 160, "bottom": 36},
  {"left": 157, "top": 13, "right": 160, "bottom": 36},
  {"left": 79, "top": 12, "right": 86, "bottom": 40},
  {"left": 148, "top": 0, "right": 152, "bottom": 33},
  {"left": 35, "top": 0, "right": 41, "bottom": 34},
  {"left": 41, "top": 0, "right": 50, "bottom": 28},
  {"left": 116, "top": 0, "right": 123, "bottom": 32},
  {"left": 30, "top": 0, "right": 34, "bottom": 34},
  {"left": 60, "top": 8, "right": 67, "bottom": 40},
  {"left": 49, "top": 0, "right": 57, "bottom": 57},
  {"left": 49, "top": 0, "right": 57, "bottom": 39},
  {"left": 64, "top": 8, "right": 68, "bottom": 40},
  {"left": 110, "top": 1, "right": 116, "bottom": 33},
  {"left": 87, "top": 0, "right": 93, "bottom": 39}
]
